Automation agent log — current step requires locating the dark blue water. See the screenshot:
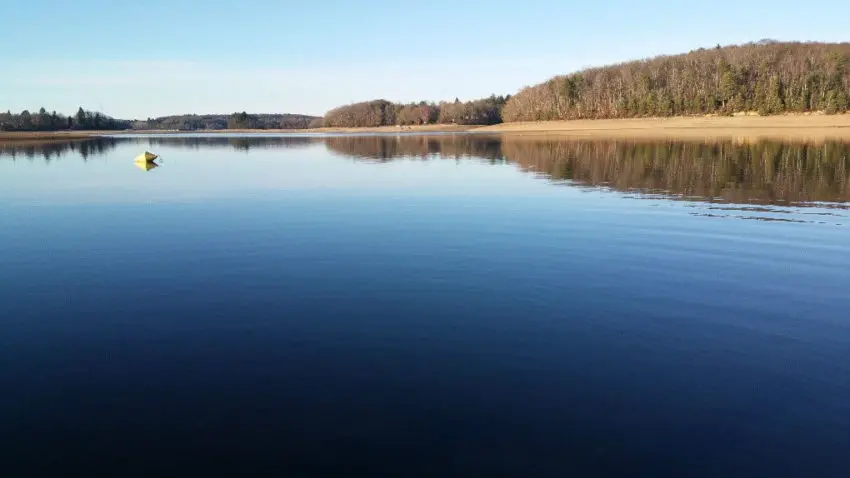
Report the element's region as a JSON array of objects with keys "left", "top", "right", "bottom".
[{"left": 1, "top": 135, "right": 849, "bottom": 477}]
